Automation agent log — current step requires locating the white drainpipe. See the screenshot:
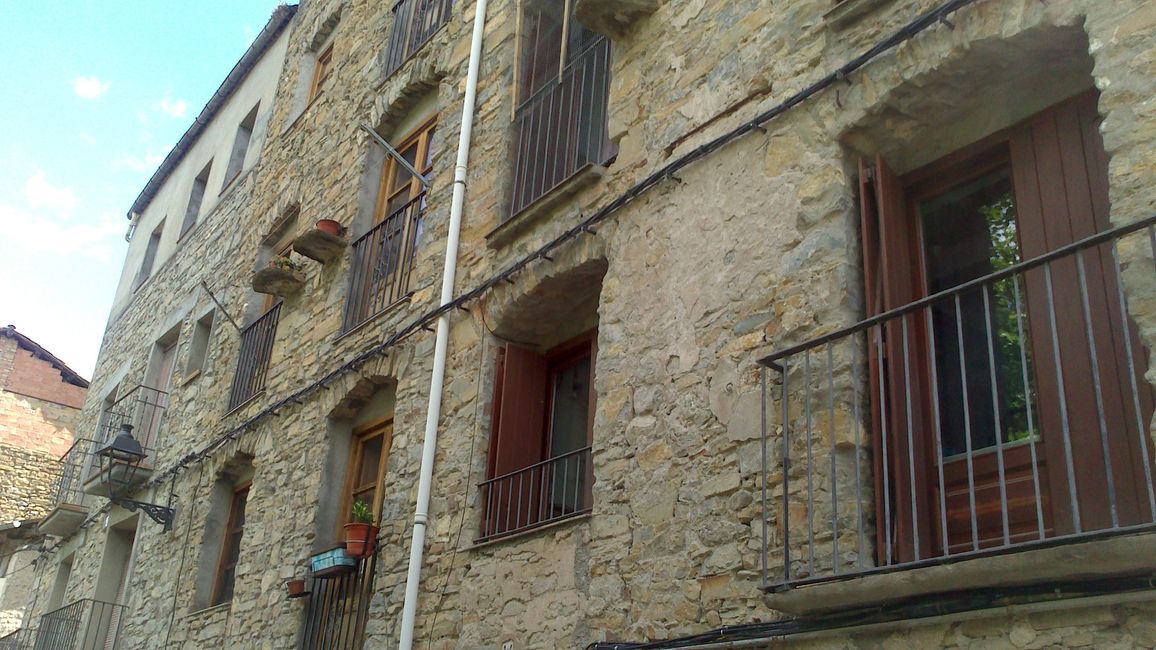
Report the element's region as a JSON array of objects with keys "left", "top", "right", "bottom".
[{"left": 398, "top": 0, "right": 489, "bottom": 647}]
